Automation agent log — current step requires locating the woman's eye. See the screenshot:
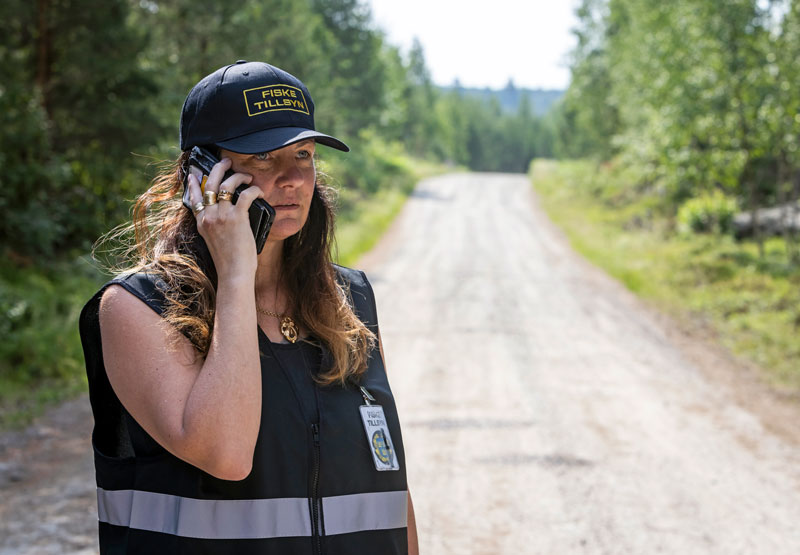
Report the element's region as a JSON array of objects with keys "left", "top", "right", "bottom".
[
  {"left": 297, "top": 150, "right": 311, "bottom": 159},
  {"left": 254, "top": 152, "right": 270, "bottom": 161}
]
